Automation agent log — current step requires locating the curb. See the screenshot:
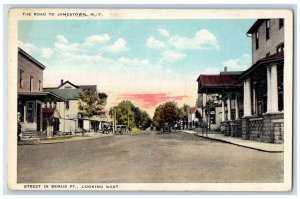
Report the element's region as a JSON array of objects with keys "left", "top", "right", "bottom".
[{"left": 194, "top": 134, "right": 283, "bottom": 153}]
